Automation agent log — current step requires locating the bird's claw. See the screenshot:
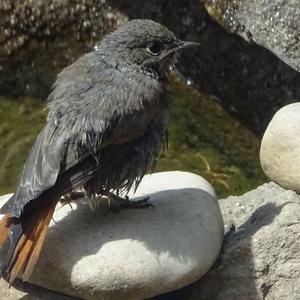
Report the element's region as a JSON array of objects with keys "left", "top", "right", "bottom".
[
  {"left": 106, "top": 195, "right": 154, "bottom": 213},
  {"left": 120, "top": 196, "right": 154, "bottom": 209}
]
